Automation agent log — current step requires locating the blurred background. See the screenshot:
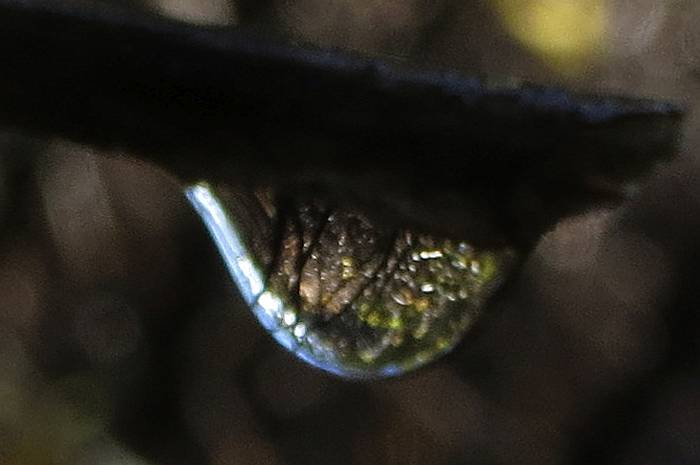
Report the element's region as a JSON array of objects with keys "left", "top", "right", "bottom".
[{"left": 1, "top": 1, "right": 700, "bottom": 464}]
